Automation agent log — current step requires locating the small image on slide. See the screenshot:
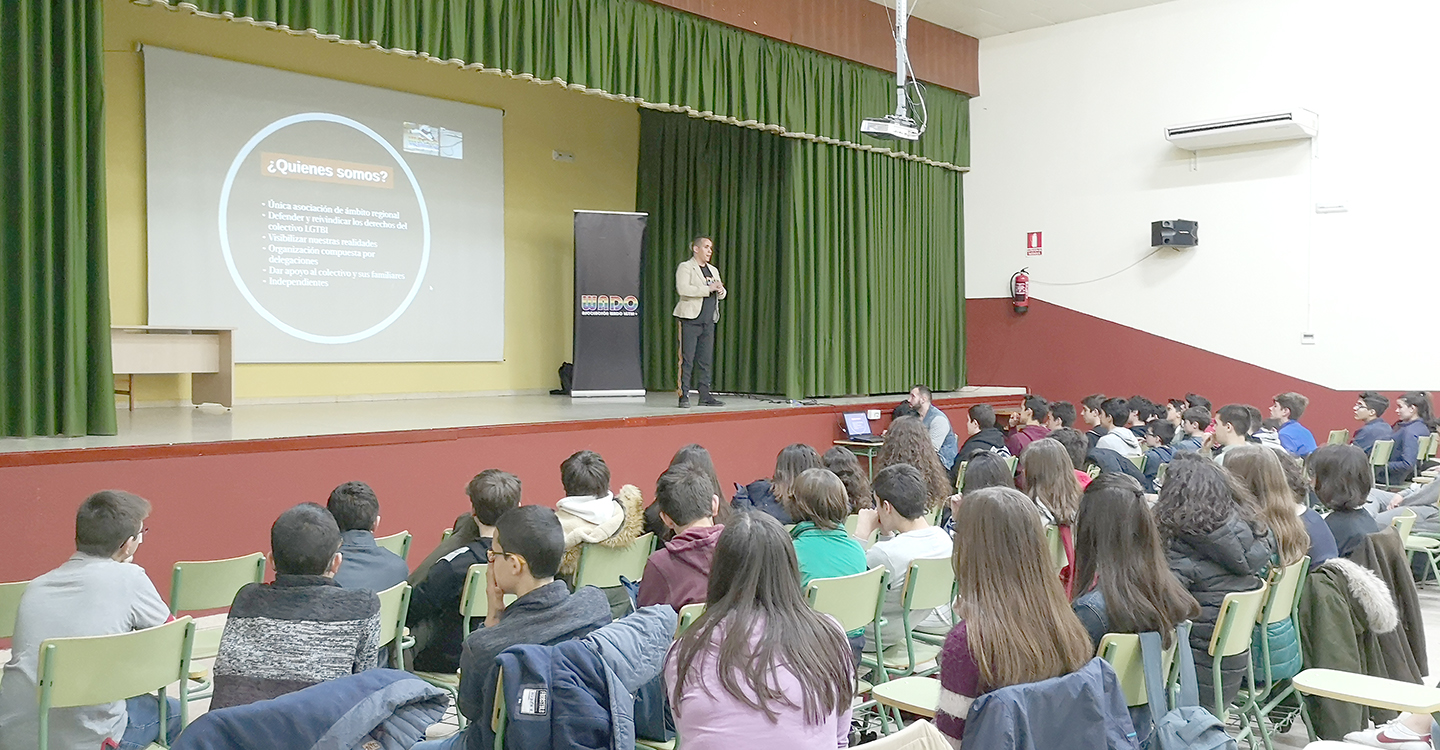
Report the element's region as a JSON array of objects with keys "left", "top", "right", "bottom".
[{"left": 403, "top": 122, "right": 440, "bottom": 156}]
